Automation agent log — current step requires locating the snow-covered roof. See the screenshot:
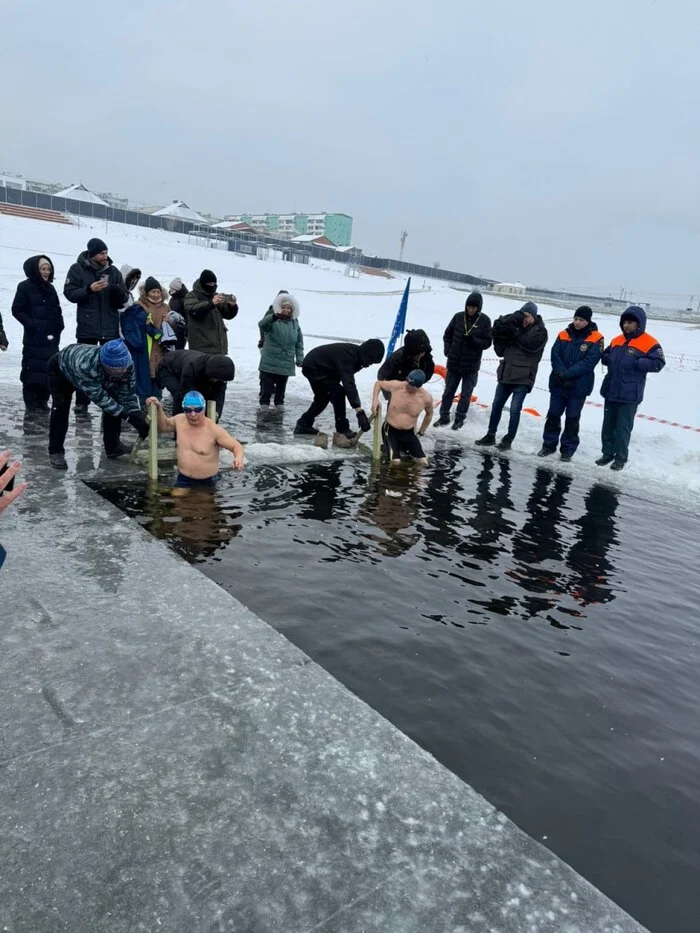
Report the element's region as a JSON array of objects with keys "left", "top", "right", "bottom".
[
  {"left": 152, "top": 200, "right": 207, "bottom": 224},
  {"left": 496, "top": 281, "right": 526, "bottom": 289},
  {"left": 55, "top": 183, "right": 109, "bottom": 206}
]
